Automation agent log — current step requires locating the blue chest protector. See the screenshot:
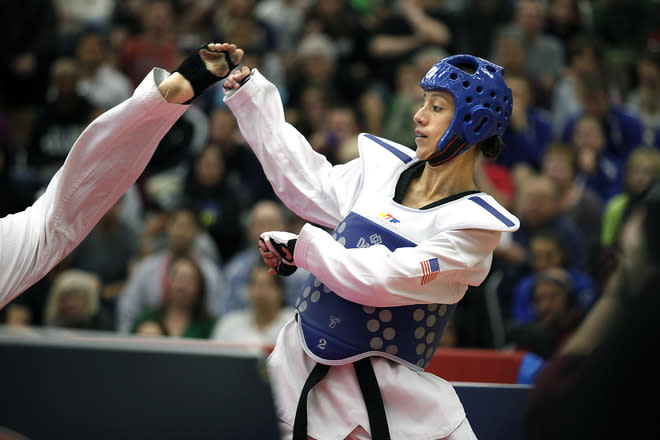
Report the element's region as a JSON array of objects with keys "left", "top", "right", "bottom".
[{"left": 295, "top": 211, "right": 456, "bottom": 371}]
